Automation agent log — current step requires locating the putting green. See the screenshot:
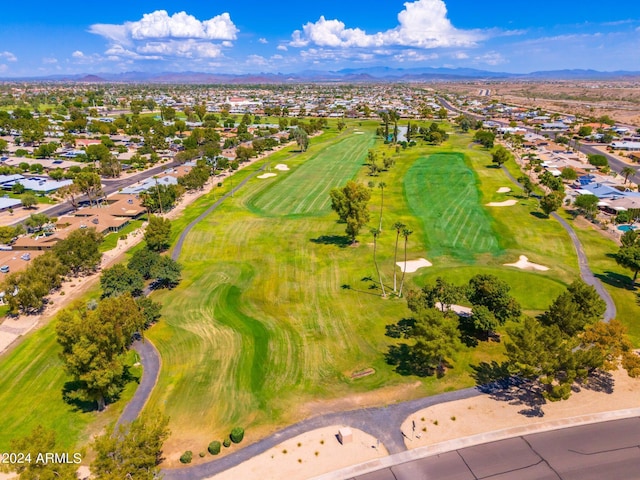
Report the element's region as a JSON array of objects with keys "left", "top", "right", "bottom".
[
  {"left": 248, "top": 130, "right": 375, "bottom": 217},
  {"left": 405, "top": 153, "right": 503, "bottom": 261}
]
